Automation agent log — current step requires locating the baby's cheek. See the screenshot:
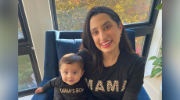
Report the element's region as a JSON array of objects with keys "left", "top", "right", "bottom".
[
  {"left": 61, "top": 76, "right": 66, "bottom": 82},
  {"left": 77, "top": 76, "right": 81, "bottom": 81}
]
